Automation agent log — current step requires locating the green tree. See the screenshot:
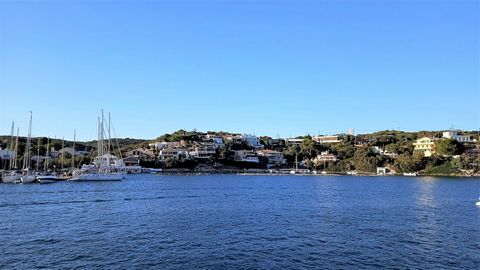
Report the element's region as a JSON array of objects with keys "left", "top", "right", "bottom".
[
  {"left": 352, "top": 147, "right": 380, "bottom": 172},
  {"left": 435, "top": 139, "right": 462, "bottom": 157},
  {"left": 394, "top": 152, "right": 424, "bottom": 173}
]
